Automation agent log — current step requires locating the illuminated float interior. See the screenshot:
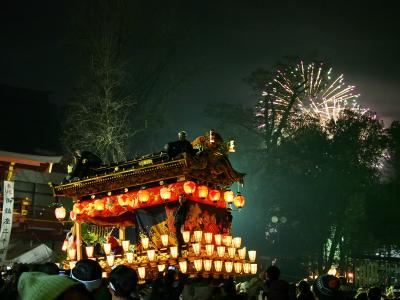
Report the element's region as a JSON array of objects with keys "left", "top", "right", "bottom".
[{"left": 51, "top": 130, "right": 257, "bottom": 279}]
